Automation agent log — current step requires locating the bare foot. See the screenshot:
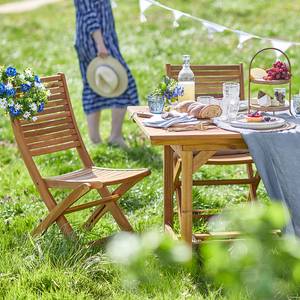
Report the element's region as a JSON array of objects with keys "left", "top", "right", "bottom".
[
  {"left": 90, "top": 137, "right": 102, "bottom": 145},
  {"left": 108, "top": 137, "right": 128, "bottom": 149}
]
